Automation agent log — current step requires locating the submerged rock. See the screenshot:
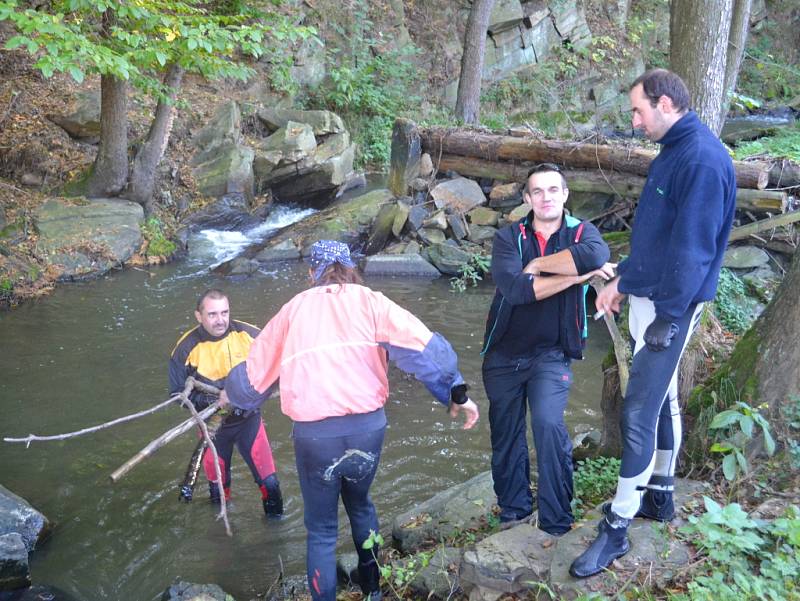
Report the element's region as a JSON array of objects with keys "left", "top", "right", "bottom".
[
  {"left": 0, "top": 485, "right": 49, "bottom": 553},
  {"left": 161, "top": 581, "right": 233, "bottom": 601},
  {"left": 0, "top": 532, "right": 30, "bottom": 591}
]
